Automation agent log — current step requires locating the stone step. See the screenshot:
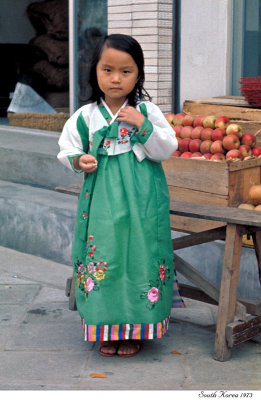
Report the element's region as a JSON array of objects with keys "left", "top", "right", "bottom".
[
  {"left": 0, "top": 180, "right": 78, "bottom": 266},
  {"left": 0, "top": 125, "right": 83, "bottom": 189}
]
